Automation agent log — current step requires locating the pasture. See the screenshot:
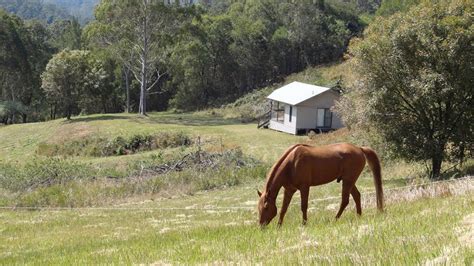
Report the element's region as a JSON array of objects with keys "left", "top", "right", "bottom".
[{"left": 0, "top": 112, "right": 473, "bottom": 264}]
